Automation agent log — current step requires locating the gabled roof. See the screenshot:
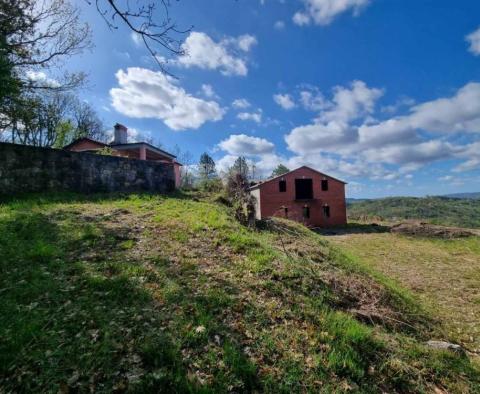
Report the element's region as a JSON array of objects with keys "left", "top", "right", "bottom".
[
  {"left": 248, "top": 165, "right": 347, "bottom": 190},
  {"left": 63, "top": 137, "right": 109, "bottom": 150},
  {"left": 64, "top": 138, "right": 178, "bottom": 161}
]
